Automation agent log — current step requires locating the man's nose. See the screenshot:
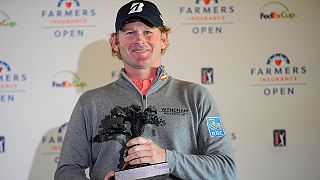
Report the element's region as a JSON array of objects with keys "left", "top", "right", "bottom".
[{"left": 135, "top": 32, "right": 146, "bottom": 42}]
